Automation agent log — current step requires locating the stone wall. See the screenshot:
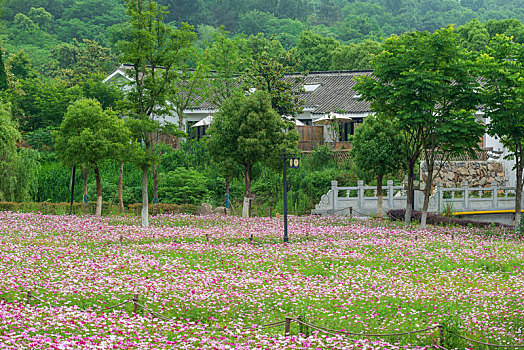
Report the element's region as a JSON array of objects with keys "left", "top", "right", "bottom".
[{"left": 421, "top": 161, "right": 505, "bottom": 188}]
